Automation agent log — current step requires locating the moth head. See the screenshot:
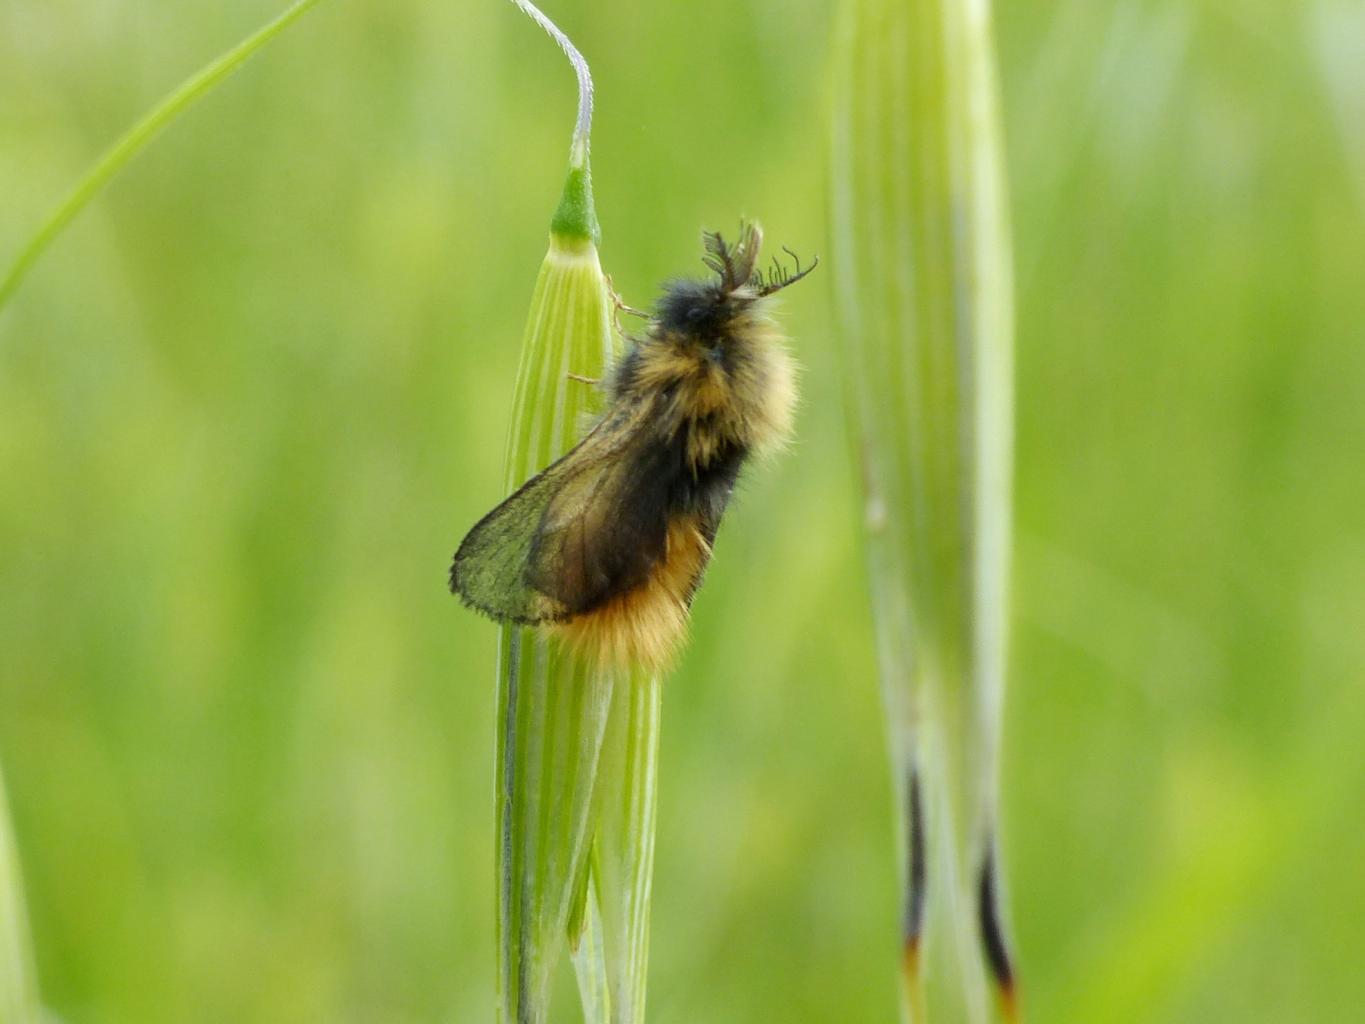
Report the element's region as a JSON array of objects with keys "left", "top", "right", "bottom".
[{"left": 657, "top": 221, "right": 818, "bottom": 337}]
